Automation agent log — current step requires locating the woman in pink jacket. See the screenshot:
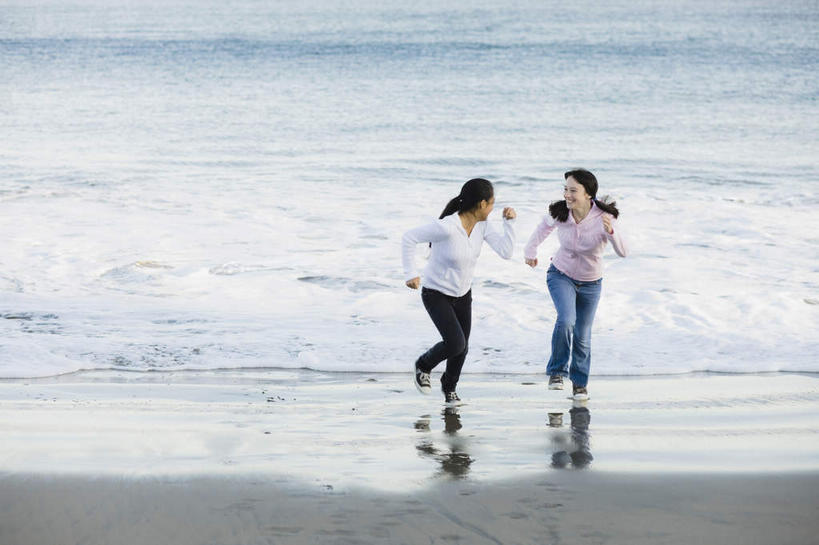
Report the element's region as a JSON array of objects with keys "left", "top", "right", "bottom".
[{"left": 524, "top": 169, "right": 628, "bottom": 400}]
